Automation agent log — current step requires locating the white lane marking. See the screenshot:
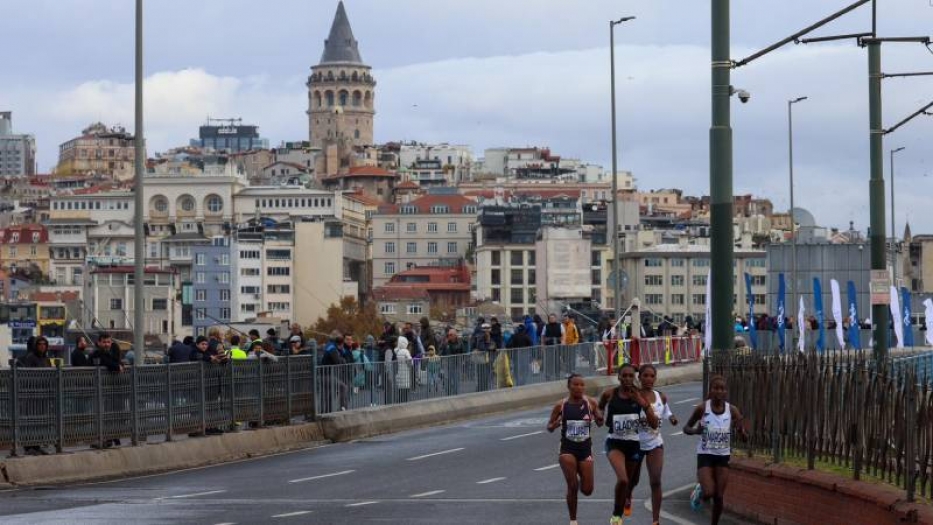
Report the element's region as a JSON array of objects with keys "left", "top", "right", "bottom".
[
  {"left": 500, "top": 430, "right": 544, "bottom": 441},
  {"left": 534, "top": 463, "right": 560, "bottom": 471},
  {"left": 642, "top": 483, "right": 701, "bottom": 525},
  {"left": 272, "top": 511, "right": 313, "bottom": 518},
  {"left": 477, "top": 477, "right": 506, "bottom": 484},
  {"left": 670, "top": 431, "right": 684, "bottom": 436},
  {"left": 346, "top": 501, "right": 379, "bottom": 507},
  {"left": 288, "top": 469, "right": 355, "bottom": 483},
  {"left": 214, "top": 523, "right": 237, "bottom": 525},
  {"left": 406, "top": 447, "right": 465, "bottom": 461},
  {"left": 675, "top": 397, "right": 700, "bottom": 405},
  {"left": 165, "top": 490, "right": 227, "bottom": 499},
  {"left": 410, "top": 490, "right": 446, "bottom": 498}
]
